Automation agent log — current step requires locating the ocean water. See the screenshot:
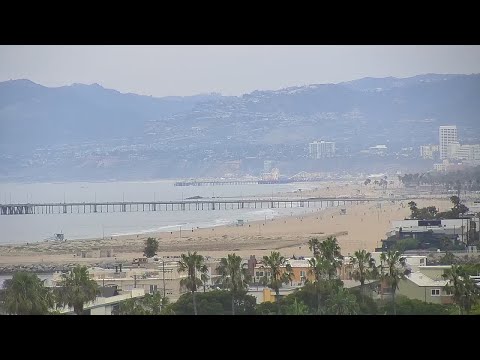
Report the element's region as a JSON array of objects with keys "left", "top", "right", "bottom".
[{"left": 0, "top": 180, "right": 326, "bottom": 244}]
